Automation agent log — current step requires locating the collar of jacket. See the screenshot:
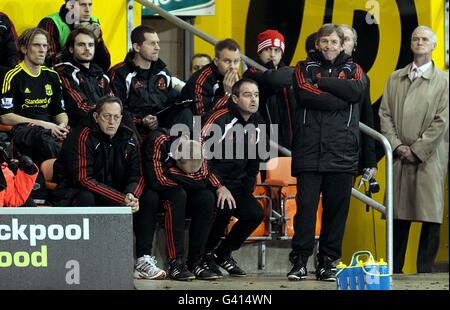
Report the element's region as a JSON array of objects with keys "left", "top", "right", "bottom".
[
  {"left": 399, "top": 61, "right": 436, "bottom": 80},
  {"left": 228, "top": 102, "right": 259, "bottom": 125},
  {"left": 307, "top": 50, "right": 352, "bottom": 68},
  {"left": 124, "top": 51, "right": 167, "bottom": 74},
  {"left": 263, "top": 59, "right": 287, "bottom": 69},
  {"left": 58, "top": 56, "right": 104, "bottom": 76},
  {"left": 209, "top": 63, "right": 224, "bottom": 81}
]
